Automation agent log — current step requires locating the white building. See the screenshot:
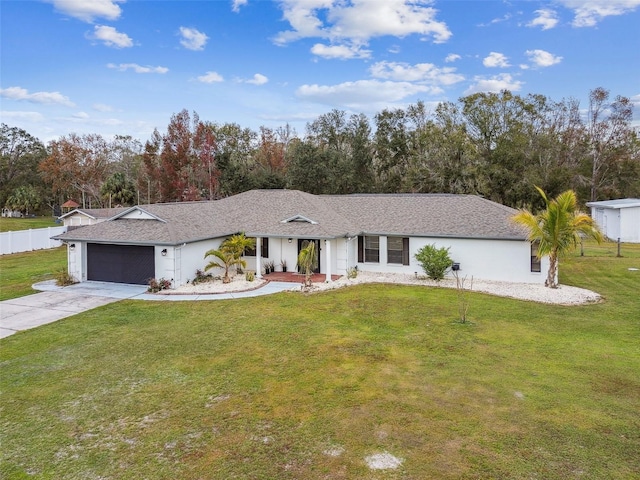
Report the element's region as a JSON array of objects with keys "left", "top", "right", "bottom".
[
  {"left": 586, "top": 199, "right": 640, "bottom": 243},
  {"left": 54, "top": 189, "right": 547, "bottom": 287}
]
